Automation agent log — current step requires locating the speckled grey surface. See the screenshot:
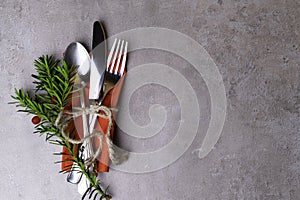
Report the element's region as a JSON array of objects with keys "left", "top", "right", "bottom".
[{"left": 1, "top": 0, "right": 300, "bottom": 199}]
